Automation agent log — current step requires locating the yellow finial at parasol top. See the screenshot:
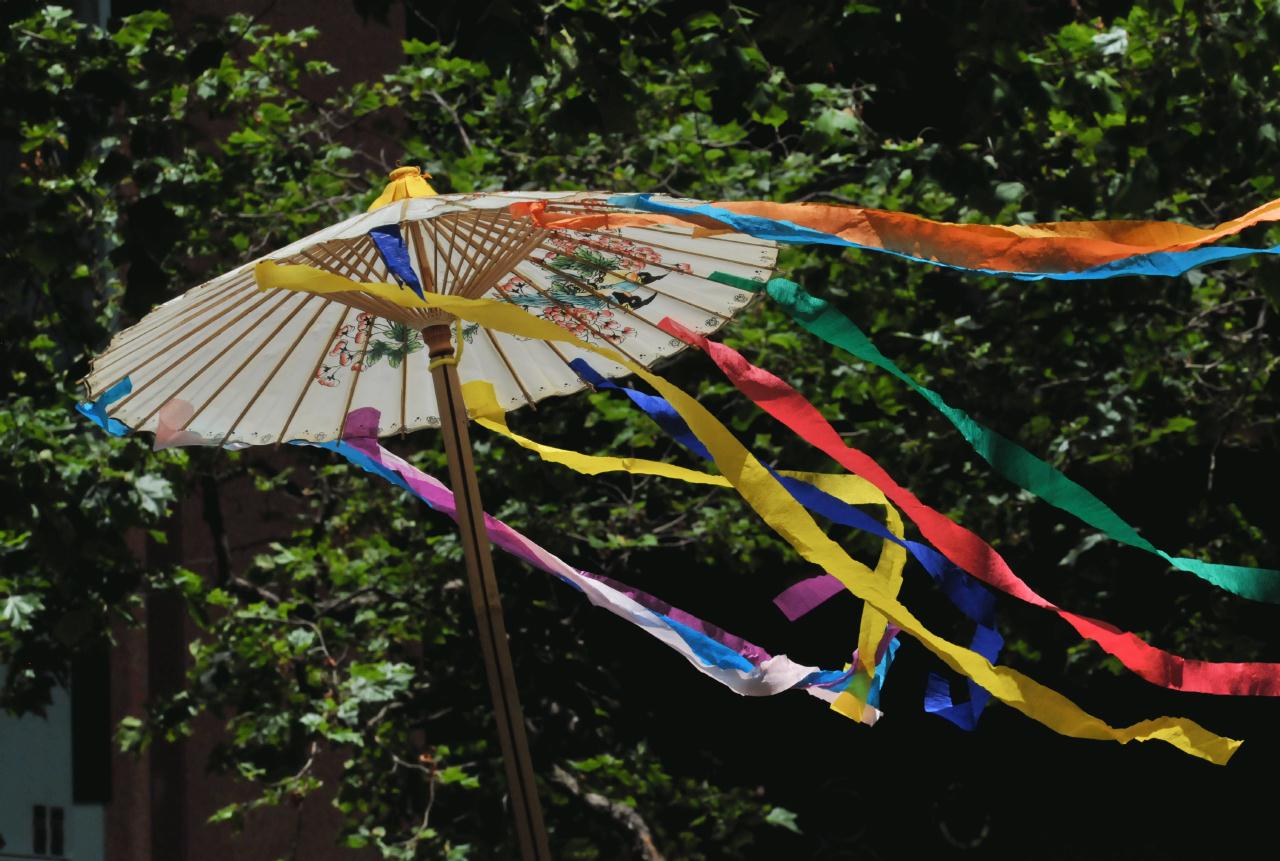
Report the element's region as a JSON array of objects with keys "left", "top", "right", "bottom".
[{"left": 368, "top": 165, "right": 438, "bottom": 211}]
